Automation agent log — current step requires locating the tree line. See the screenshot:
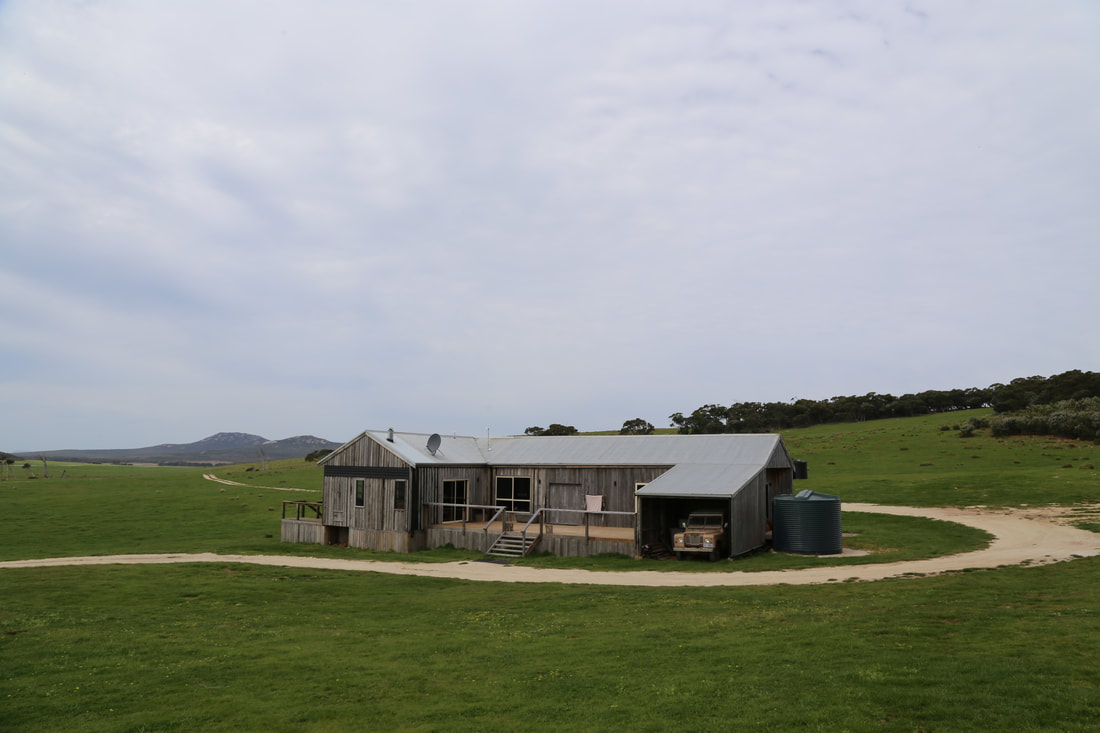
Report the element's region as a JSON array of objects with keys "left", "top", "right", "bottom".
[{"left": 665, "top": 370, "right": 1100, "bottom": 435}]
